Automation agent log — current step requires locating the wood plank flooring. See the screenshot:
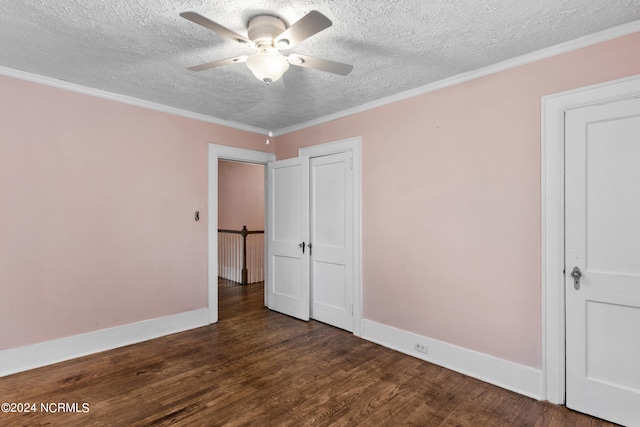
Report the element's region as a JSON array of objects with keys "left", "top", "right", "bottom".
[{"left": 0, "top": 279, "right": 619, "bottom": 426}]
